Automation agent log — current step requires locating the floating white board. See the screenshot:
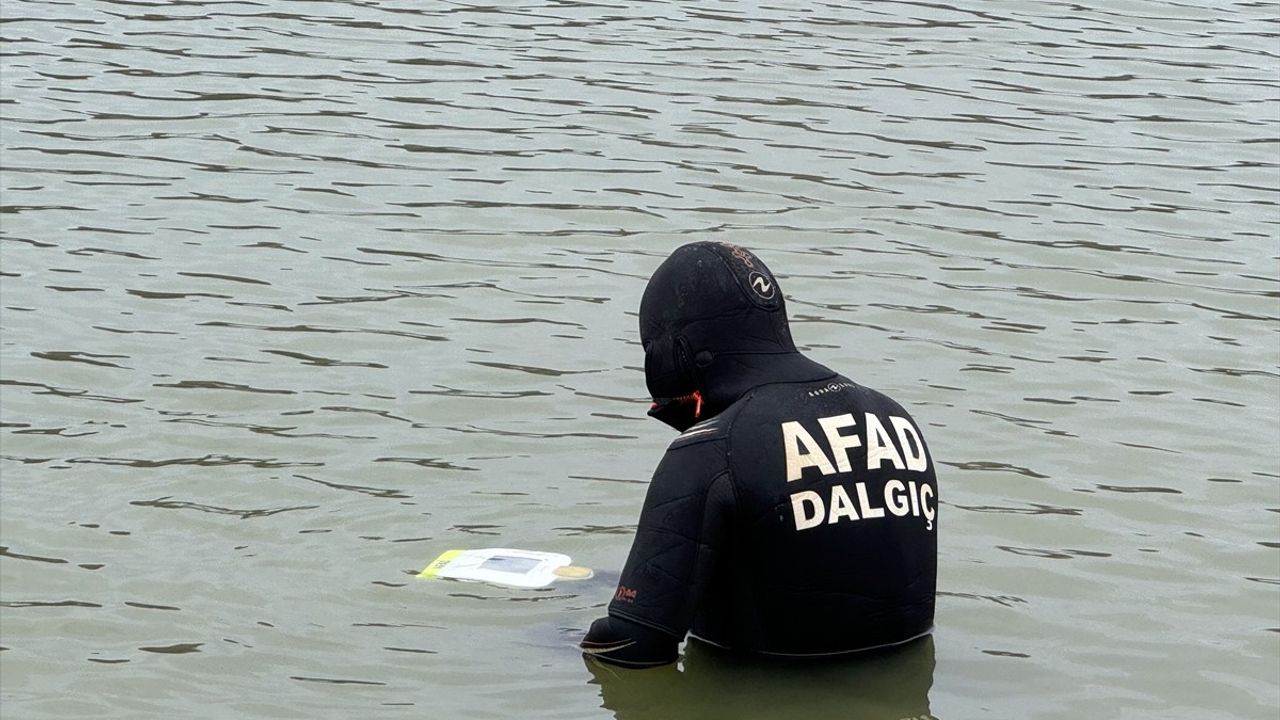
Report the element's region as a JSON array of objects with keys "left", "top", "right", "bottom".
[{"left": 419, "top": 548, "right": 592, "bottom": 589}]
